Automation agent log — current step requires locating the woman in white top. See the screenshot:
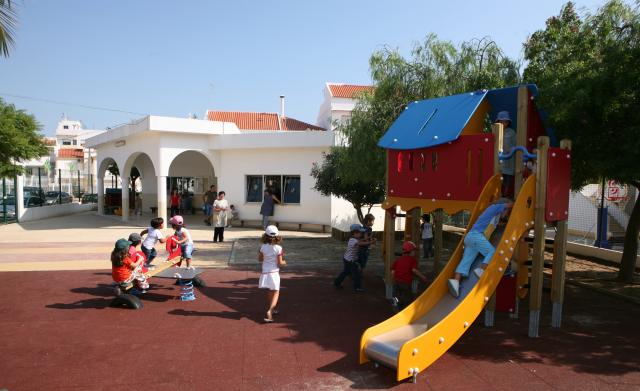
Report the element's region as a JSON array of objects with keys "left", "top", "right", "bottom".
[
  {"left": 258, "top": 225, "right": 286, "bottom": 323},
  {"left": 212, "top": 191, "right": 229, "bottom": 243}
]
